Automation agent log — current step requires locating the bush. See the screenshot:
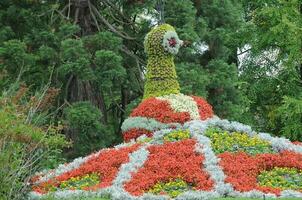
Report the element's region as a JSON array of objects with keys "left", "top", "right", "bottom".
[
  {"left": 0, "top": 85, "right": 69, "bottom": 200},
  {"left": 274, "top": 96, "right": 302, "bottom": 141},
  {"left": 64, "top": 101, "right": 114, "bottom": 158}
]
